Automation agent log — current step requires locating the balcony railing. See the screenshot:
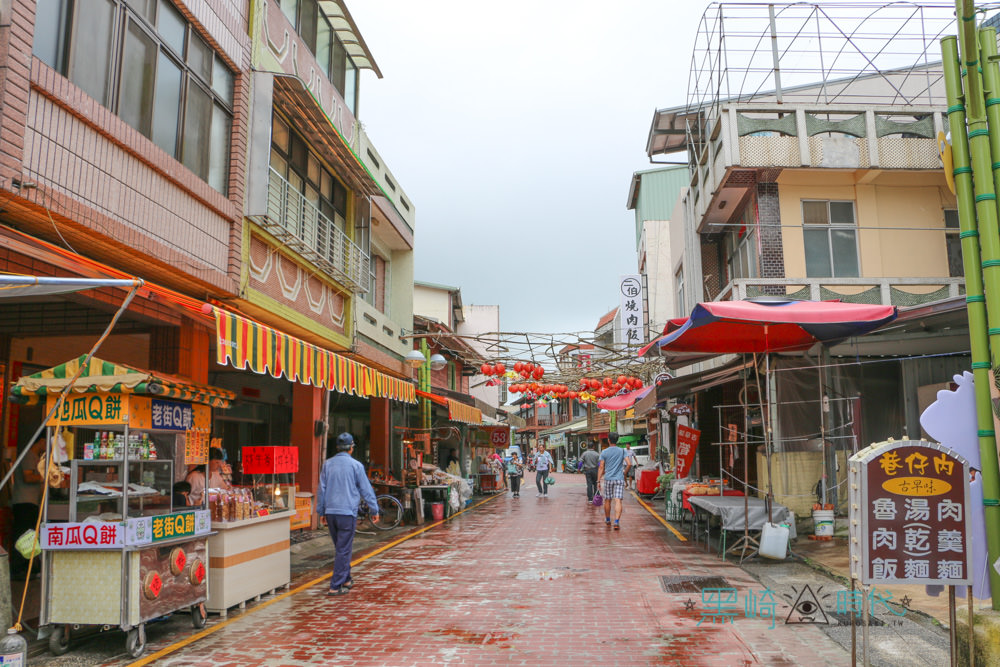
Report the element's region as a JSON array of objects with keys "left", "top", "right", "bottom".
[
  {"left": 717, "top": 277, "right": 964, "bottom": 307},
  {"left": 253, "top": 167, "right": 370, "bottom": 294}
]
